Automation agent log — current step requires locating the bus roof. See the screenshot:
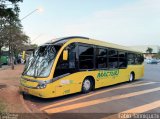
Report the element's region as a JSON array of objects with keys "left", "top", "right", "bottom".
[
  {"left": 45, "top": 36, "right": 142, "bottom": 53},
  {"left": 45, "top": 36, "right": 89, "bottom": 44}
]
